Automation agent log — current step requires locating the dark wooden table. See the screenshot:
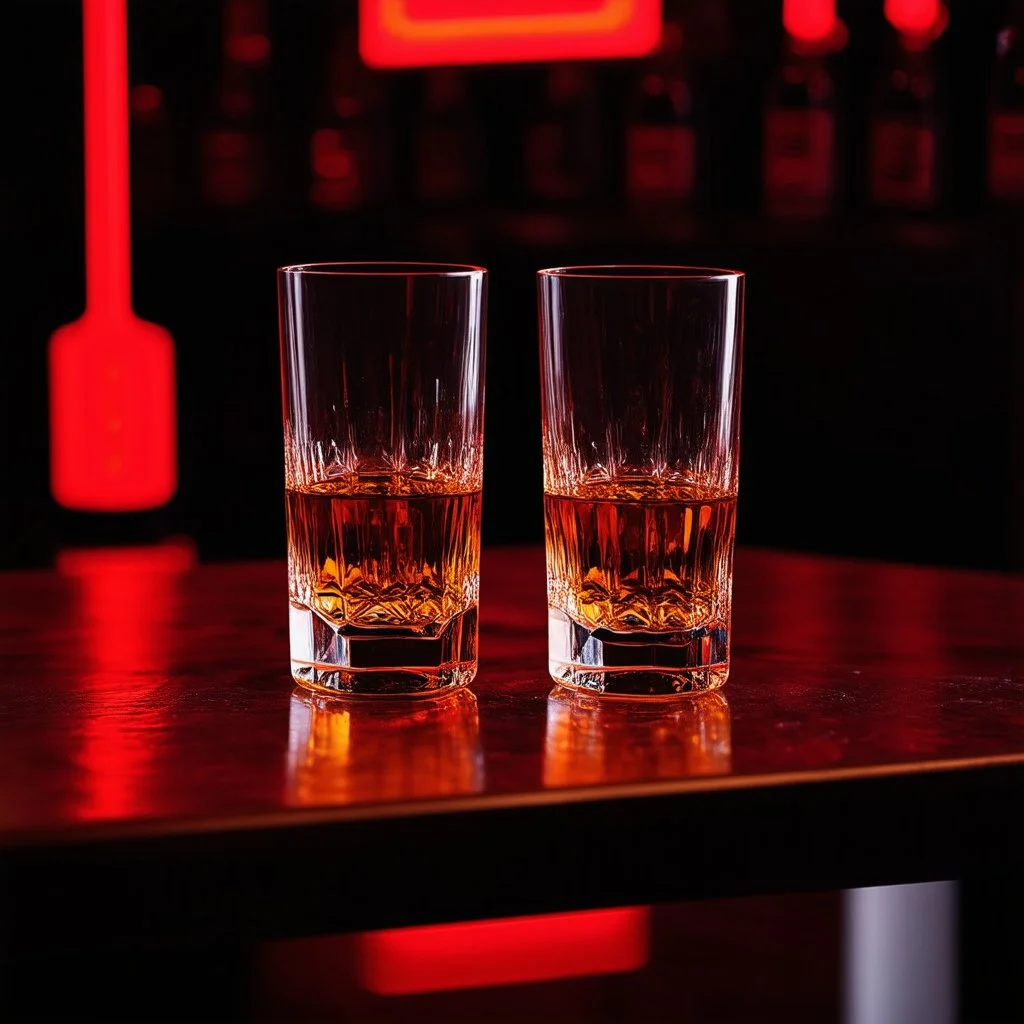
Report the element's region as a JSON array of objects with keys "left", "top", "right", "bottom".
[{"left": 1, "top": 544, "right": 1022, "bottom": 951}]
